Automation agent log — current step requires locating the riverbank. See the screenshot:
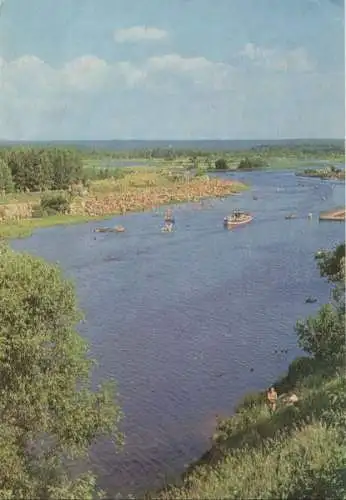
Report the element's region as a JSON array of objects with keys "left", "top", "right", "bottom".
[
  {"left": 0, "top": 171, "right": 247, "bottom": 238},
  {"left": 149, "top": 357, "right": 344, "bottom": 500}
]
